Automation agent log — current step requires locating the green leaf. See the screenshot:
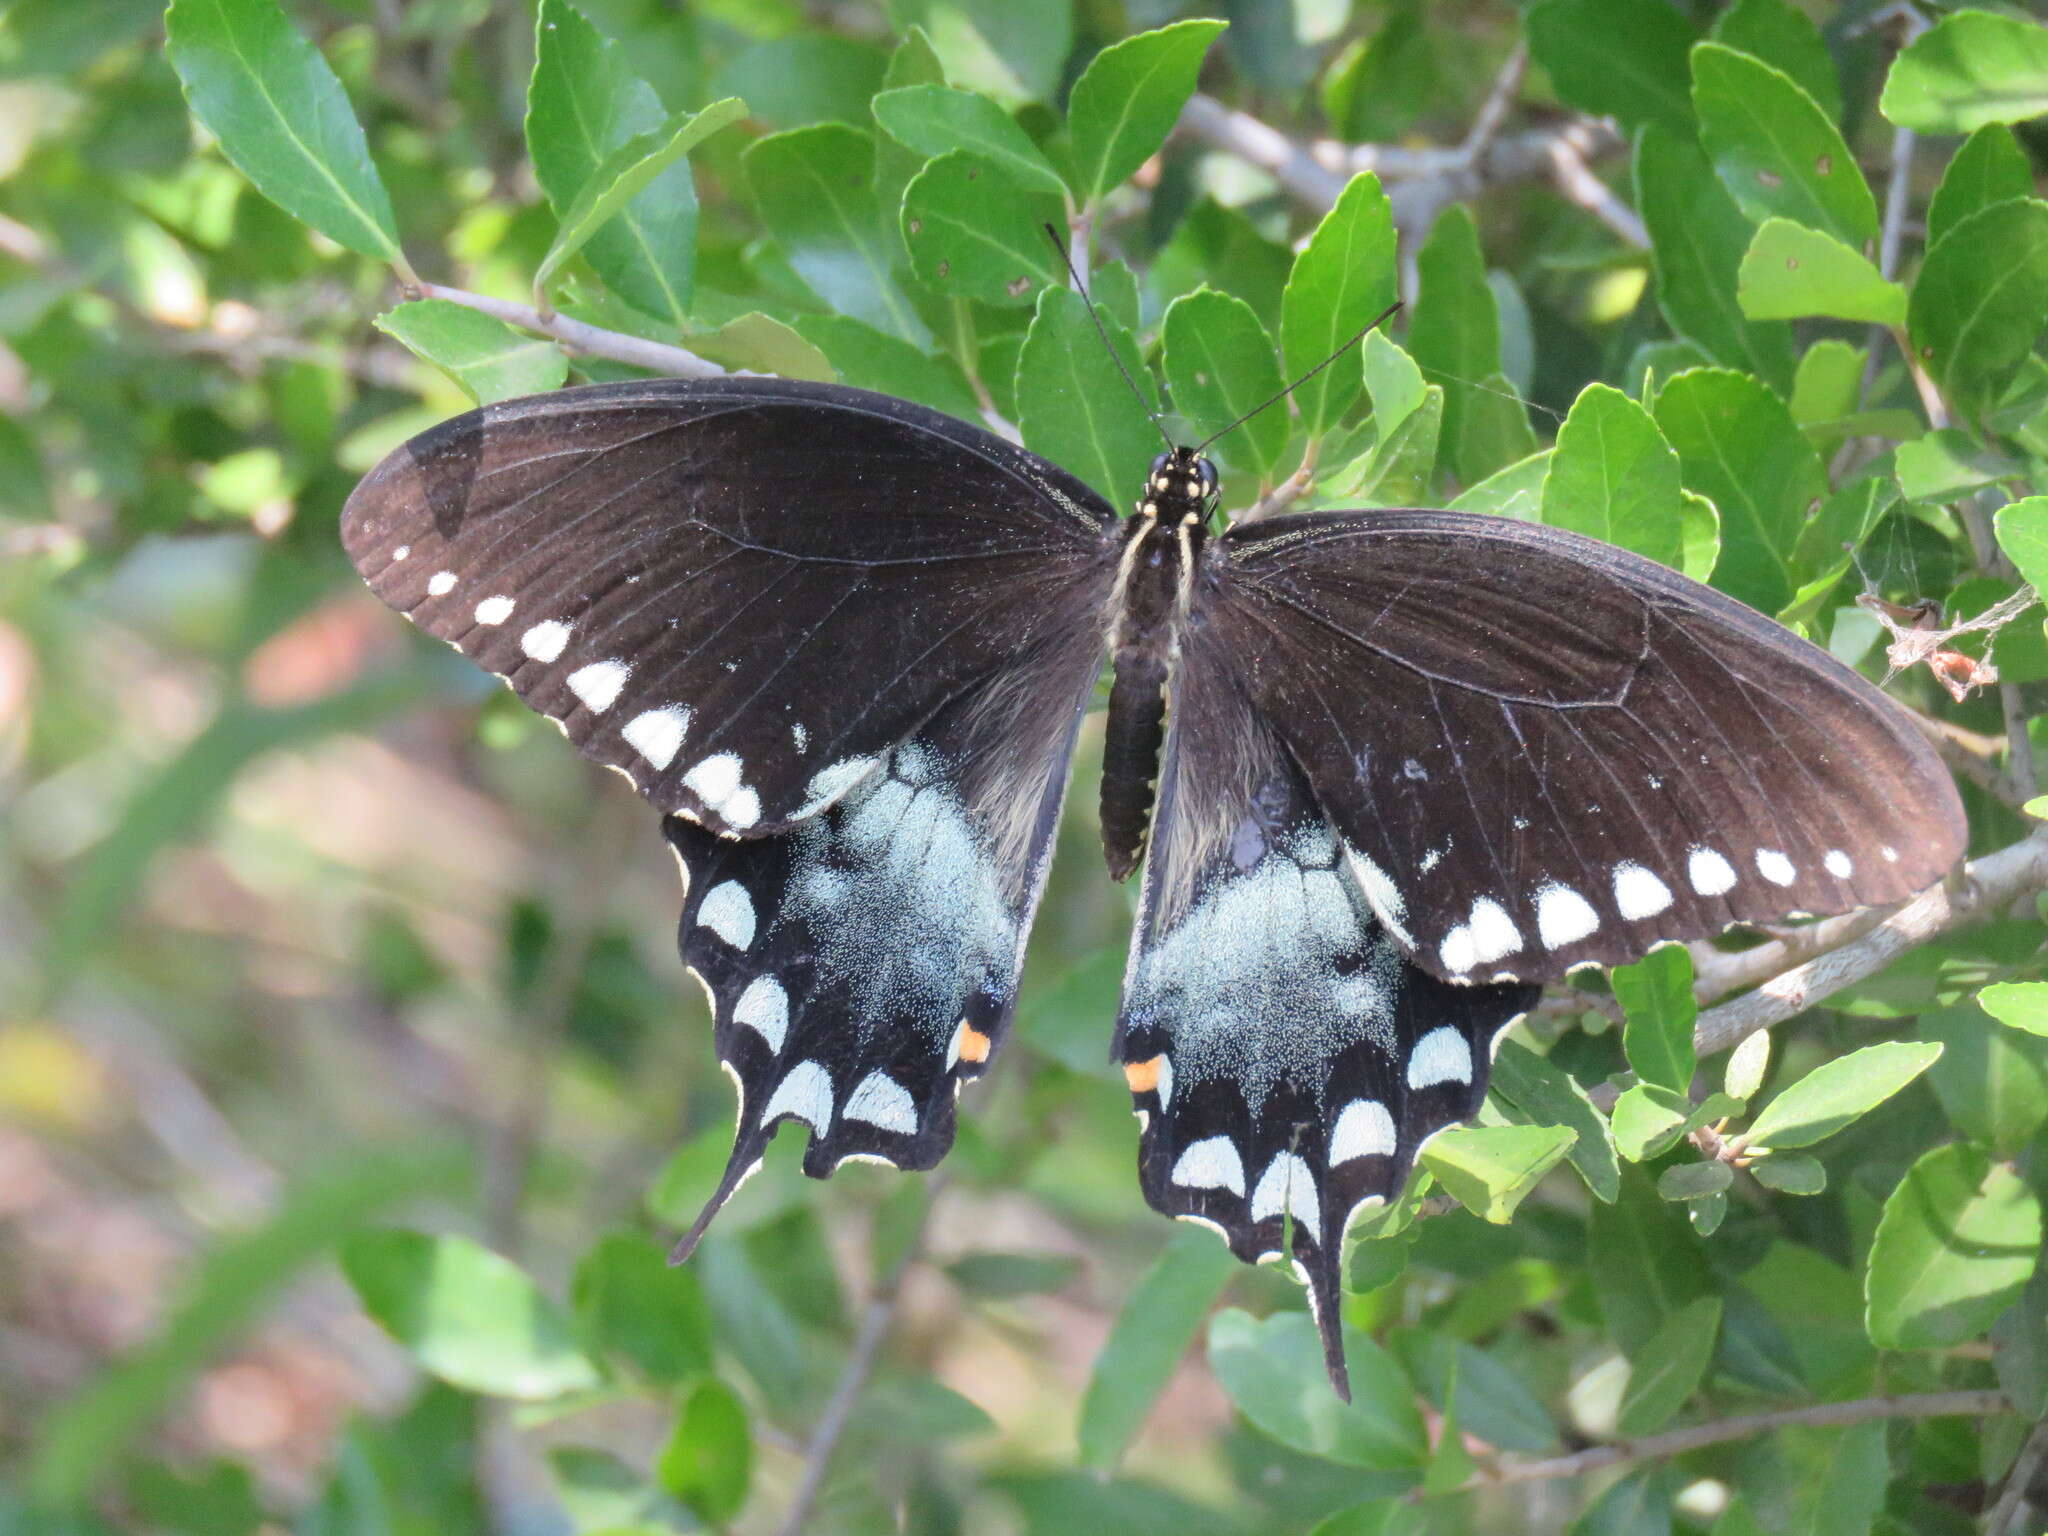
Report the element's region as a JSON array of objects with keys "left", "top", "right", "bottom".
[
  {"left": 1205, "top": 1309, "right": 1426, "bottom": 1471},
  {"left": 1789, "top": 338, "right": 1866, "bottom": 434},
  {"left": 894, "top": 0, "right": 1072, "bottom": 107},
  {"left": 1657, "top": 1159, "right": 1734, "bottom": 1202},
  {"left": 792, "top": 314, "right": 982, "bottom": 420},
  {"left": 1921, "top": 1004, "right": 2048, "bottom": 1157},
  {"left": 1078, "top": 1227, "right": 1238, "bottom": 1474},
  {"left": 1711, "top": 0, "right": 1840, "bottom": 121},
  {"left": 535, "top": 98, "right": 745, "bottom": 301},
  {"left": 1653, "top": 367, "right": 1822, "bottom": 614},
  {"left": 549, "top": 1447, "right": 655, "bottom": 1532},
  {"left": 526, "top": 0, "right": 699, "bottom": 326},
  {"left": 1748, "top": 1150, "right": 1825, "bottom": 1194},
  {"left": 1616, "top": 1296, "right": 1720, "bottom": 1434},
  {"left": 1692, "top": 43, "right": 1876, "bottom": 249},
  {"left": 1280, "top": 172, "right": 1397, "bottom": 439},
  {"left": 1724, "top": 1028, "right": 1770, "bottom": 1103},
  {"left": 1881, "top": 10, "right": 2048, "bottom": 134},
  {"left": 1736, "top": 219, "right": 1906, "bottom": 326},
  {"left": 1392, "top": 1331, "right": 1558, "bottom": 1454},
  {"left": 1980, "top": 980, "right": 2048, "bottom": 1039},
  {"left": 1067, "top": 19, "right": 1227, "bottom": 205},
  {"left": 1610, "top": 1082, "right": 1692, "bottom": 1163},
  {"left": 571, "top": 1231, "right": 713, "bottom": 1384},
  {"left": 746, "top": 124, "right": 931, "bottom": 346},
  {"left": 1995, "top": 497, "right": 2048, "bottom": 597},
  {"left": 1613, "top": 944, "right": 1698, "bottom": 1093},
  {"left": 1163, "top": 288, "right": 1287, "bottom": 481},
  {"left": 873, "top": 27, "right": 948, "bottom": 245},
  {"left": 1896, "top": 432, "right": 2023, "bottom": 505},
  {"left": 374, "top": 301, "right": 566, "bottom": 406},
  {"left": 1419, "top": 1125, "right": 1575, "bottom": 1224},
  {"left": 1488, "top": 1039, "right": 1620, "bottom": 1203},
  {"left": 901, "top": 151, "right": 1064, "bottom": 308},
  {"left": 1591, "top": 1167, "right": 1713, "bottom": 1356},
  {"left": 1361, "top": 330, "right": 1426, "bottom": 429},
  {"left": 1409, "top": 204, "right": 1530, "bottom": 482},
  {"left": 656, "top": 1376, "right": 751, "bottom": 1526},
  {"left": 1928, "top": 126, "right": 2035, "bottom": 249},
  {"left": 1678, "top": 489, "right": 1720, "bottom": 583},
  {"left": 341, "top": 1230, "right": 602, "bottom": 1400},
  {"left": 872, "top": 83, "right": 1065, "bottom": 196},
  {"left": 1449, "top": 448, "right": 1550, "bottom": 521},
  {"left": 1542, "top": 383, "right": 1686, "bottom": 570},
  {"left": 1016, "top": 284, "right": 1157, "bottom": 507},
  {"left": 1526, "top": 0, "right": 1695, "bottom": 133},
  {"left": 1572, "top": 1467, "right": 1678, "bottom": 1536},
  {"left": 1908, "top": 197, "right": 2048, "bottom": 418},
  {"left": 1992, "top": 1265, "right": 2048, "bottom": 1419},
  {"left": 1634, "top": 125, "right": 1795, "bottom": 393},
  {"left": 1866, "top": 1142, "right": 2043, "bottom": 1350},
  {"left": 1321, "top": 385, "right": 1442, "bottom": 508},
  {"left": 711, "top": 33, "right": 886, "bottom": 128},
  {"left": 690, "top": 312, "right": 837, "bottom": 381},
  {"left": 164, "top": 0, "right": 405, "bottom": 269},
  {"left": 28, "top": 1146, "right": 468, "bottom": 1510},
  {"left": 946, "top": 1250, "right": 1082, "bottom": 1296},
  {"left": 1743, "top": 1040, "right": 1942, "bottom": 1150},
  {"left": 1807, "top": 1422, "right": 1889, "bottom": 1536}
]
